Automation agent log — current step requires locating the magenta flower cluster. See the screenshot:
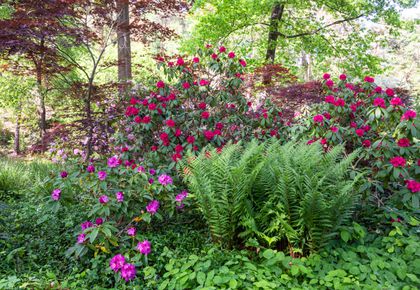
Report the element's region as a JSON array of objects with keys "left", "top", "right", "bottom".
[{"left": 109, "top": 254, "right": 136, "bottom": 282}]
